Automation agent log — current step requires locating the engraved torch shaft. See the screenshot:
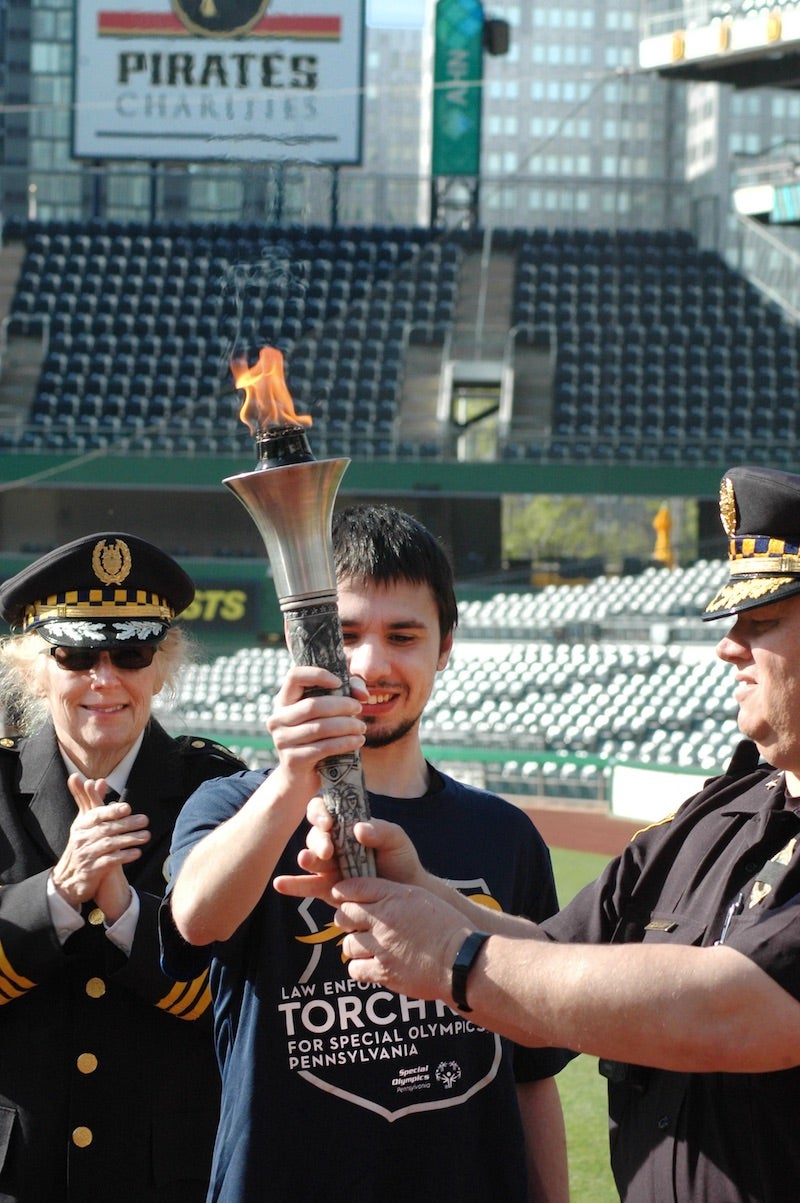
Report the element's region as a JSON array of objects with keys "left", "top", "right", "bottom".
[{"left": 284, "top": 602, "right": 375, "bottom": 878}]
